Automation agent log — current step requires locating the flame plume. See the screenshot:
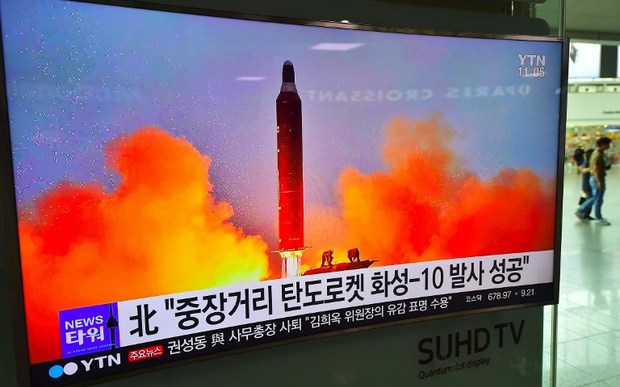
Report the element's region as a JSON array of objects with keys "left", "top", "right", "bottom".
[
  {"left": 19, "top": 127, "right": 270, "bottom": 363},
  {"left": 305, "top": 114, "right": 555, "bottom": 267}
]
